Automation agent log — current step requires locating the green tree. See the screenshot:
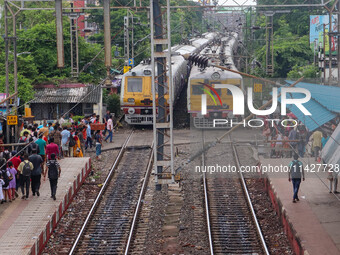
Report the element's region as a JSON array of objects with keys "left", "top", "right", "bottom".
[
  {"left": 253, "top": 15, "right": 315, "bottom": 77},
  {"left": 287, "top": 64, "right": 320, "bottom": 79},
  {"left": 105, "top": 93, "right": 121, "bottom": 116},
  {"left": 0, "top": 74, "right": 34, "bottom": 102}
]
